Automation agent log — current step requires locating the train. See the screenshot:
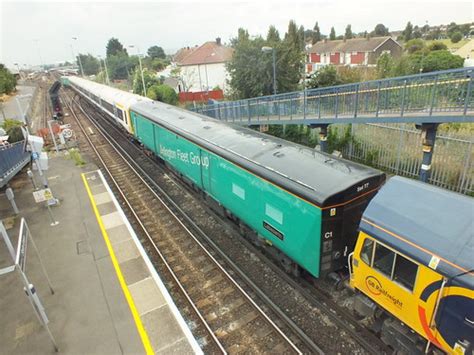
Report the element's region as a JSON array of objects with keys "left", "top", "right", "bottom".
[{"left": 61, "top": 76, "right": 473, "bottom": 354}]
